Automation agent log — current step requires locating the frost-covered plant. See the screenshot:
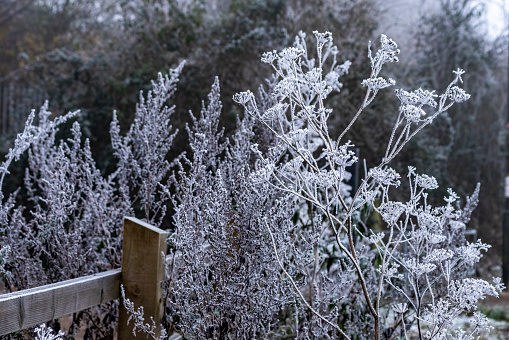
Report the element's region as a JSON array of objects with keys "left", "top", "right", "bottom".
[
  {"left": 0, "top": 64, "right": 185, "bottom": 337},
  {"left": 110, "top": 61, "right": 185, "bottom": 227},
  {"left": 0, "top": 102, "right": 123, "bottom": 338},
  {"left": 1, "top": 26, "right": 503, "bottom": 340},
  {"left": 33, "top": 324, "right": 64, "bottom": 340},
  {"left": 121, "top": 285, "right": 168, "bottom": 340},
  {"left": 233, "top": 31, "right": 503, "bottom": 339},
  {"left": 165, "top": 78, "right": 299, "bottom": 338}
]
